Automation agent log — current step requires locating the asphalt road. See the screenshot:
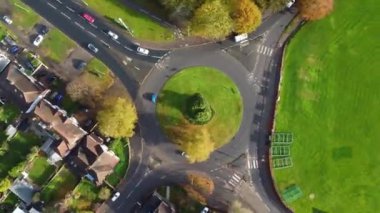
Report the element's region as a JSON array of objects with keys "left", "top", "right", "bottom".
[{"left": 22, "top": 0, "right": 297, "bottom": 212}]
